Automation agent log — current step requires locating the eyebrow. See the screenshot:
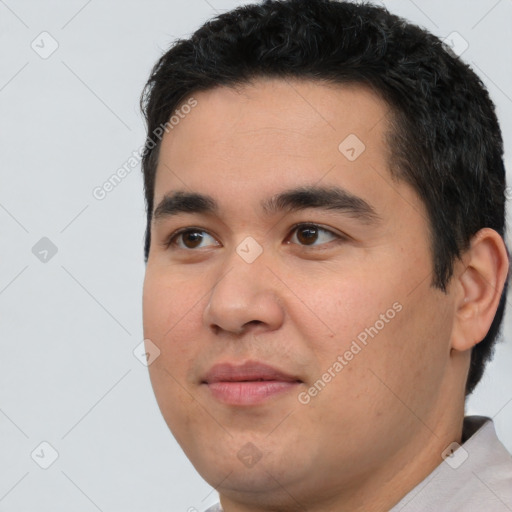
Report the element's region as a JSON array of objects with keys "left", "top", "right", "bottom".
[{"left": 152, "top": 185, "right": 381, "bottom": 225}]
